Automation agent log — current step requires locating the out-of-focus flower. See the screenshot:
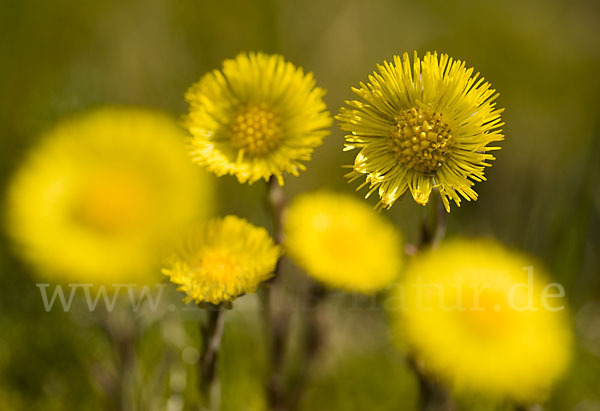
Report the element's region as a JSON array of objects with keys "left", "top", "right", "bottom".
[
  {"left": 163, "top": 215, "right": 281, "bottom": 305},
  {"left": 337, "top": 51, "right": 504, "bottom": 211},
  {"left": 185, "top": 52, "right": 332, "bottom": 185},
  {"left": 284, "top": 191, "right": 403, "bottom": 293},
  {"left": 391, "top": 239, "right": 571, "bottom": 402},
  {"left": 6, "top": 107, "right": 212, "bottom": 286}
]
